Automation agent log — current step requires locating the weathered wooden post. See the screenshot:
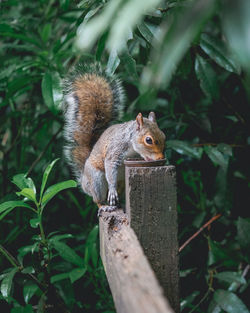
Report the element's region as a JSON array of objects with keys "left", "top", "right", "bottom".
[{"left": 124, "top": 159, "right": 179, "bottom": 313}]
